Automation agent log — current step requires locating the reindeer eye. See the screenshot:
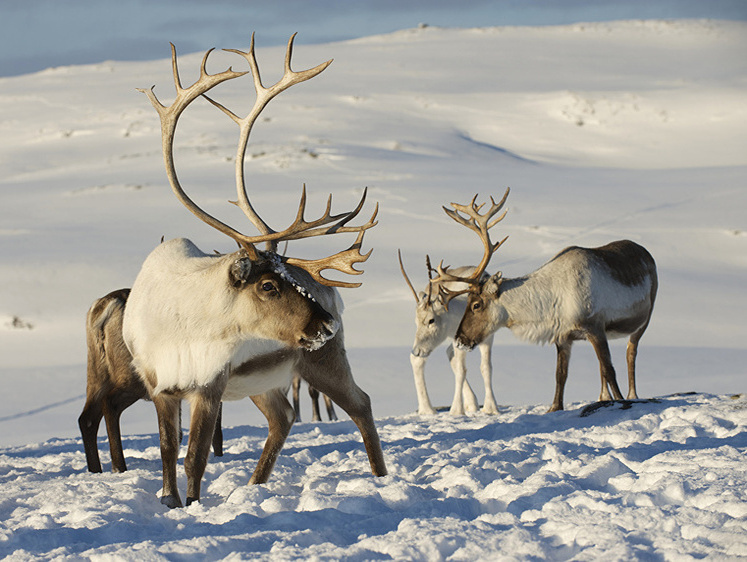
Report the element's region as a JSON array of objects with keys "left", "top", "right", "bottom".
[
  {"left": 261, "top": 281, "right": 276, "bottom": 292},
  {"left": 428, "top": 319, "right": 435, "bottom": 325},
  {"left": 472, "top": 302, "right": 482, "bottom": 312}
]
